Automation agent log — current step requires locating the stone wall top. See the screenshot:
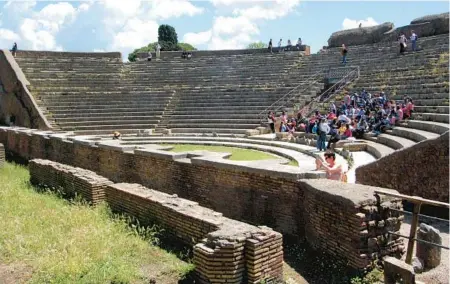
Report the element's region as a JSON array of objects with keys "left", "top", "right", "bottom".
[
  {"left": 15, "top": 50, "right": 122, "bottom": 59},
  {"left": 135, "top": 45, "right": 309, "bottom": 60},
  {"left": 299, "top": 179, "right": 400, "bottom": 207}
]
